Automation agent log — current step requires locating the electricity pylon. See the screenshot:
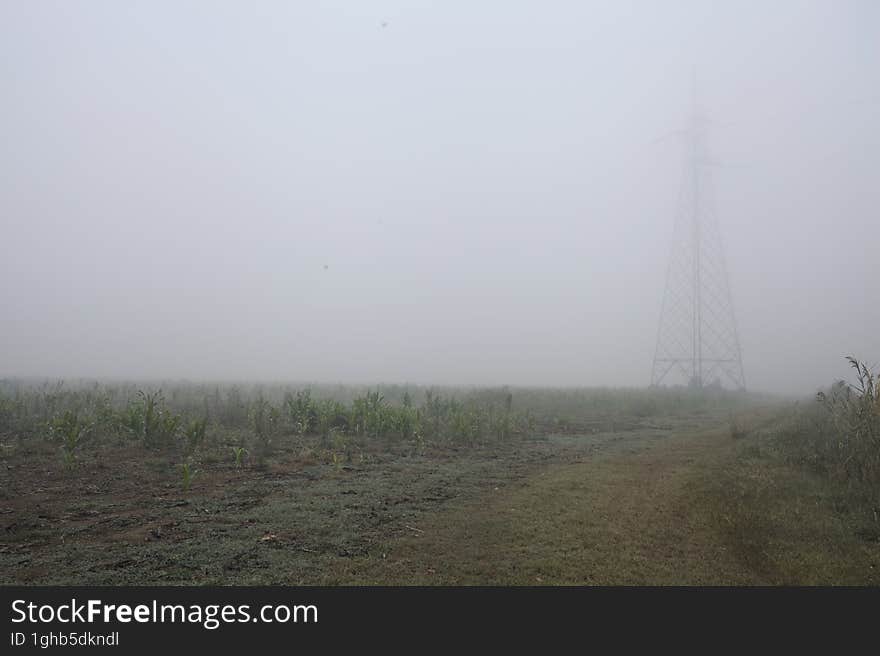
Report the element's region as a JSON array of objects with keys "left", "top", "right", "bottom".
[{"left": 651, "top": 97, "right": 746, "bottom": 390}]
